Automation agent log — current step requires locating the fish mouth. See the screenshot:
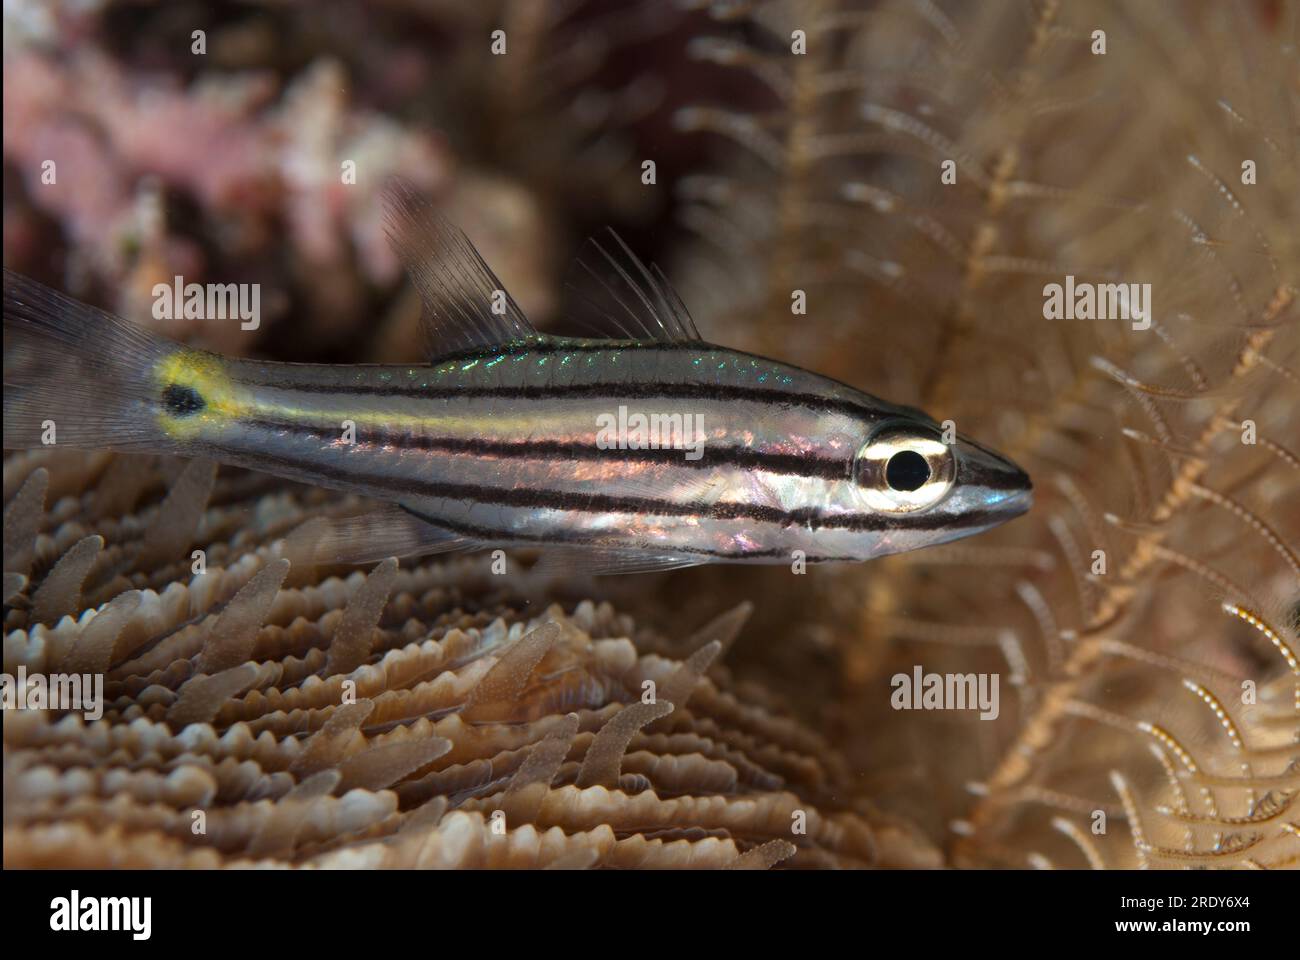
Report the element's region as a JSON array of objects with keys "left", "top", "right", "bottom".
[{"left": 953, "top": 434, "right": 1034, "bottom": 522}]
